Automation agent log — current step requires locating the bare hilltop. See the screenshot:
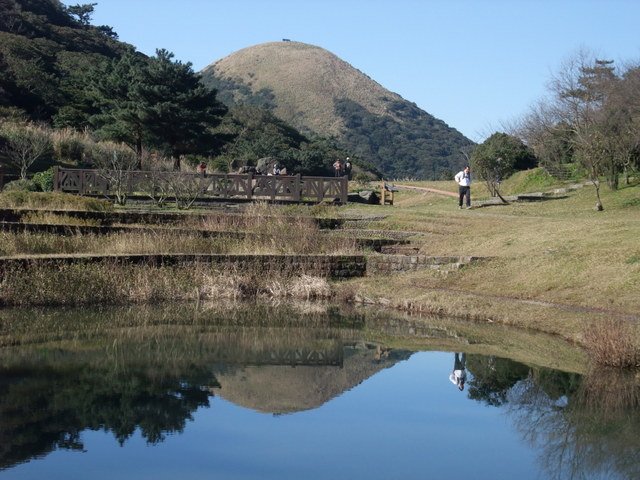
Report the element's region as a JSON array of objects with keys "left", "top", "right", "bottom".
[{"left": 201, "top": 41, "right": 473, "bottom": 179}]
